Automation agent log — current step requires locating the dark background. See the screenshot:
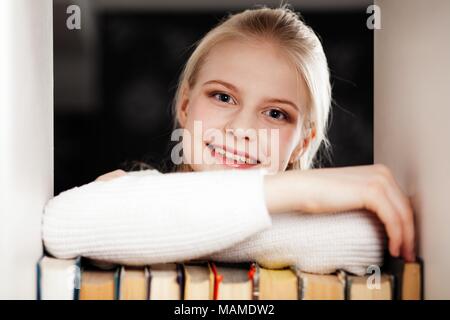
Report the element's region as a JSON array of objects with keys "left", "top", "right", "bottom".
[{"left": 54, "top": 1, "right": 373, "bottom": 195}]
